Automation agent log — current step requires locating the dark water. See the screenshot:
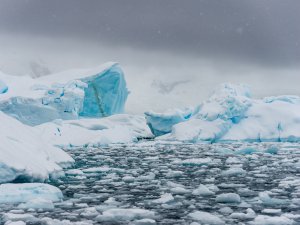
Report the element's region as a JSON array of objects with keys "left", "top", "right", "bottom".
[{"left": 1, "top": 142, "right": 300, "bottom": 224}]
